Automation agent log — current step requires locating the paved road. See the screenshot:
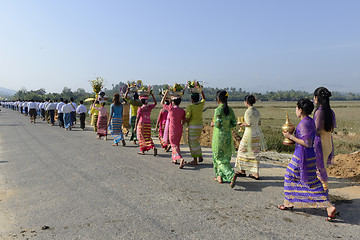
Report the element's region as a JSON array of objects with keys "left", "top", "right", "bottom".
[{"left": 0, "top": 108, "right": 359, "bottom": 239}]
